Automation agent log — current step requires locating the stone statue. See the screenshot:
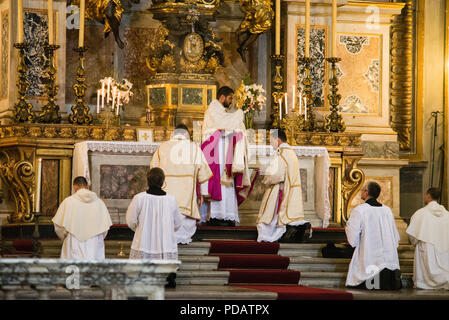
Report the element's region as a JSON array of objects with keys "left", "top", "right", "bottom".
[
  {"left": 70, "top": 0, "right": 140, "bottom": 49},
  {"left": 237, "top": 0, "right": 274, "bottom": 62}
]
